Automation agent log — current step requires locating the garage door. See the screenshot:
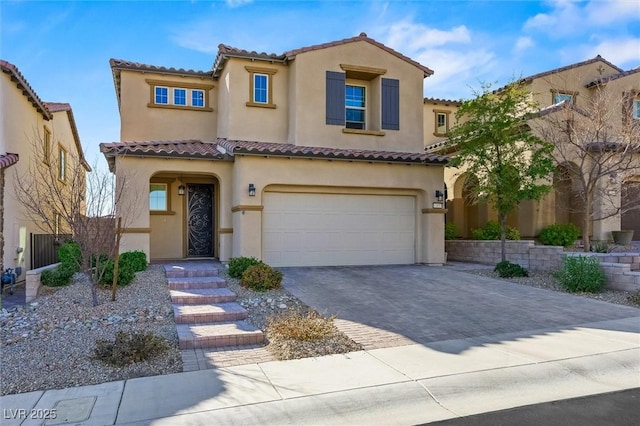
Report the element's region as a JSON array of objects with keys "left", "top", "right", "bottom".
[{"left": 263, "top": 192, "right": 416, "bottom": 267}]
